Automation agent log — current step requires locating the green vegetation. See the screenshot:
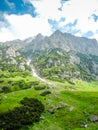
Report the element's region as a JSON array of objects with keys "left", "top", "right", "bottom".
[
  {"left": 0, "top": 97, "right": 44, "bottom": 130},
  {"left": 0, "top": 70, "right": 37, "bottom": 93},
  {"left": 32, "top": 49, "right": 79, "bottom": 82},
  {"left": 0, "top": 80, "right": 98, "bottom": 129},
  {"left": 40, "top": 90, "right": 51, "bottom": 96},
  {"left": 34, "top": 83, "right": 49, "bottom": 90},
  {"left": 0, "top": 45, "right": 33, "bottom": 93},
  {"left": 77, "top": 53, "right": 98, "bottom": 79},
  {"left": 1, "top": 44, "right": 98, "bottom": 130},
  {"left": 32, "top": 48, "right": 97, "bottom": 82}
]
